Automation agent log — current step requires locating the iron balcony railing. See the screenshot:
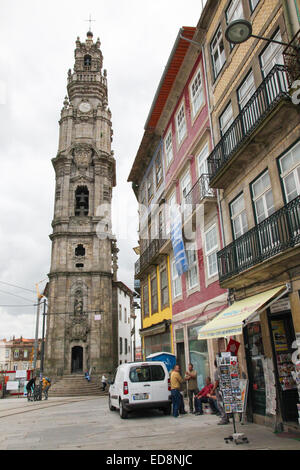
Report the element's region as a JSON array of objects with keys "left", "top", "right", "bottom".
[
  {"left": 185, "top": 173, "right": 216, "bottom": 207},
  {"left": 135, "top": 236, "right": 168, "bottom": 277},
  {"left": 207, "top": 64, "right": 290, "bottom": 182},
  {"left": 217, "top": 195, "right": 300, "bottom": 282}
]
